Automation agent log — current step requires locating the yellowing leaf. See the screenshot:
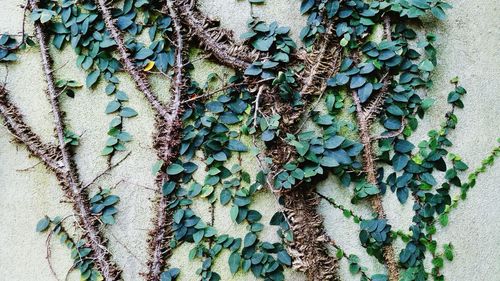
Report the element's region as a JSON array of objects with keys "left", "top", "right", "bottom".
[{"left": 144, "top": 61, "right": 155, "bottom": 71}]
